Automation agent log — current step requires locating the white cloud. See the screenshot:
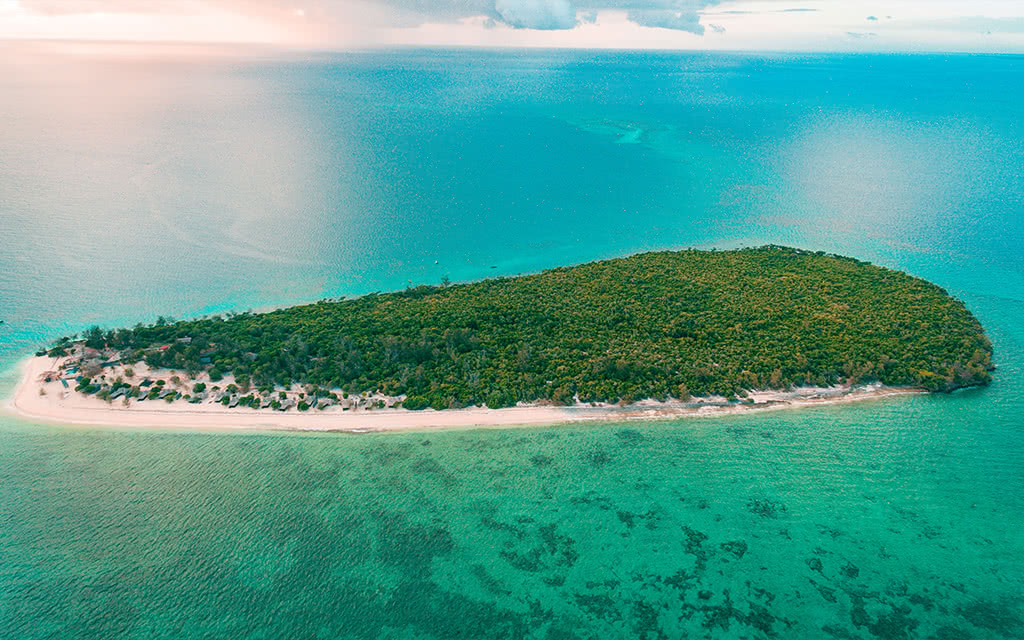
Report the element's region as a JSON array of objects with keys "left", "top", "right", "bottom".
[
  {"left": 3, "top": 0, "right": 1024, "bottom": 52},
  {"left": 626, "top": 8, "right": 706, "bottom": 34},
  {"left": 495, "top": 0, "right": 576, "bottom": 29}
]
